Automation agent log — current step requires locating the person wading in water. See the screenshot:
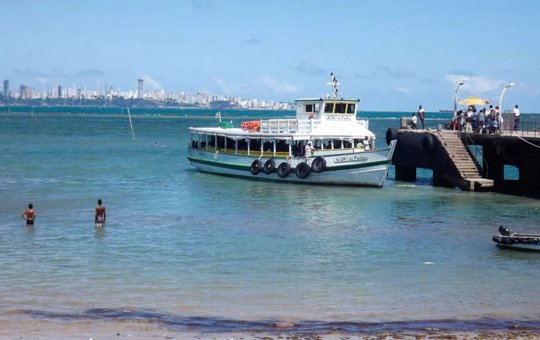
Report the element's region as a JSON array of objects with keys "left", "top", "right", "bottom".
[
  {"left": 21, "top": 203, "right": 36, "bottom": 225},
  {"left": 95, "top": 199, "right": 107, "bottom": 226}
]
